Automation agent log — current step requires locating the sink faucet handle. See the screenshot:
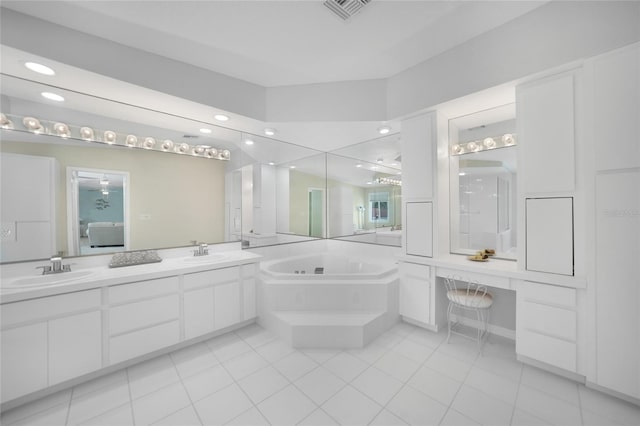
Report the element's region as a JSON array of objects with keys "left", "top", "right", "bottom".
[{"left": 36, "top": 265, "right": 52, "bottom": 275}]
